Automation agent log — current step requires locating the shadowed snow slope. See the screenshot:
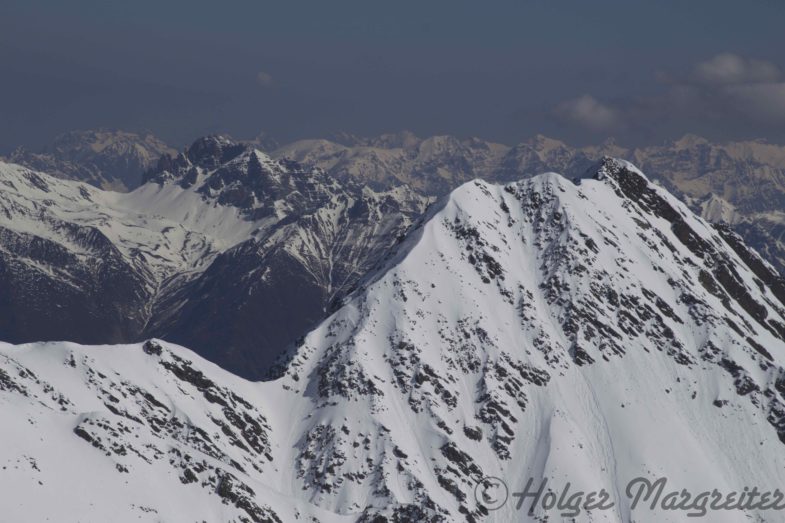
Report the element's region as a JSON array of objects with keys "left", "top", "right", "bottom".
[{"left": 4, "top": 159, "right": 785, "bottom": 522}]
